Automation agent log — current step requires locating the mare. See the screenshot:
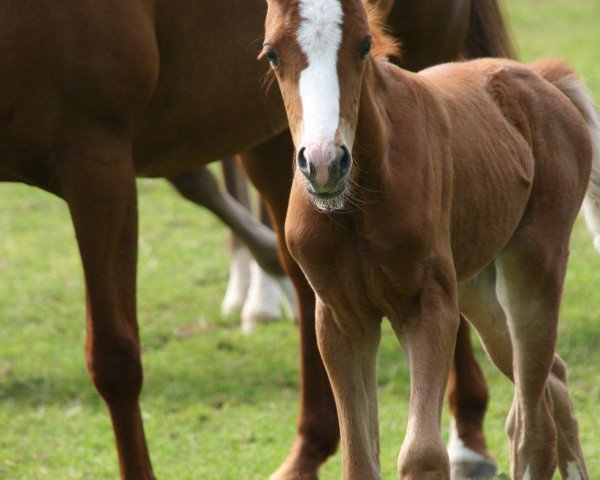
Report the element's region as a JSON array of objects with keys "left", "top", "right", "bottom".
[
  {"left": 0, "top": 0, "right": 510, "bottom": 478},
  {"left": 263, "top": 0, "right": 598, "bottom": 478}
]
